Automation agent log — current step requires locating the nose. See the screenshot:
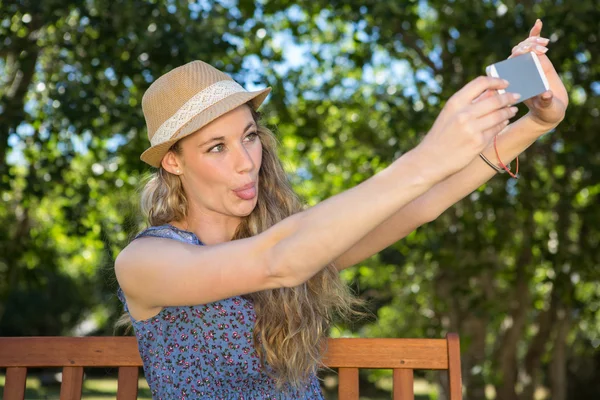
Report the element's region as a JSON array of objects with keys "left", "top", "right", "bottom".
[{"left": 234, "top": 144, "right": 255, "bottom": 174}]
